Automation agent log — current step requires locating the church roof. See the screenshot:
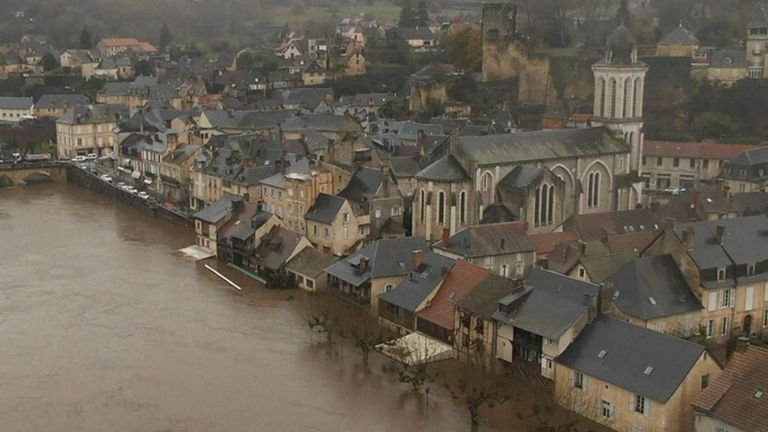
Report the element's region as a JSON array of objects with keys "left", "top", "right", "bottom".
[
  {"left": 458, "top": 127, "right": 629, "bottom": 167},
  {"left": 416, "top": 154, "right": 471, "bottom": 182},
  {"left": 659, "top": 24, "right": 699, "bottom": 45},
  {"left": 602, "top": 24, "right": 639, "bottom": 65}
]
